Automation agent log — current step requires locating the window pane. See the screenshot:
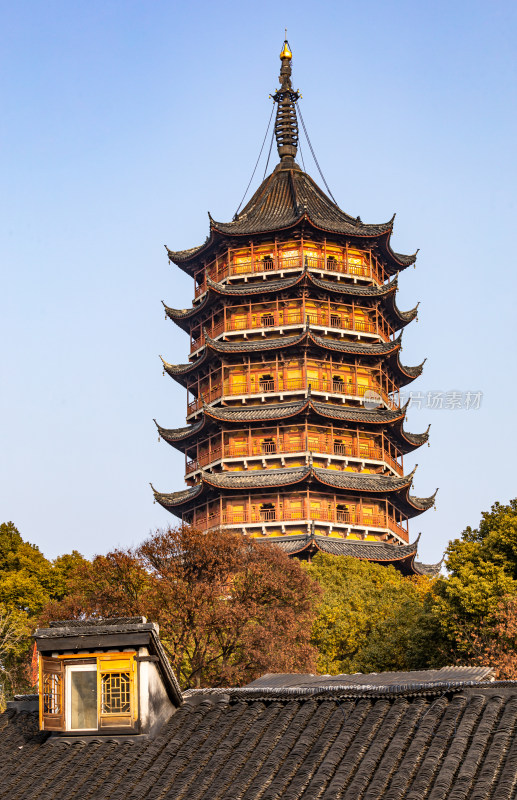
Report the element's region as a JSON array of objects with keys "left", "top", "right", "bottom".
[
  {"left": 43, "top": 674, "right": 62, "bottom": 714},
  {"left": 70, "top": 670, "right": 97, "bottom": 729},
  {"left": 101, "top": 672, "right": 131, "bottom": 714}
]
